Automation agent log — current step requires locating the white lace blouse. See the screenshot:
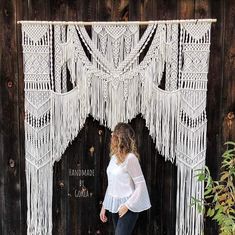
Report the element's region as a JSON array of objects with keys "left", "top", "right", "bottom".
[{"left": 102, "top": 153, "right": 151, "bottom": 213}]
